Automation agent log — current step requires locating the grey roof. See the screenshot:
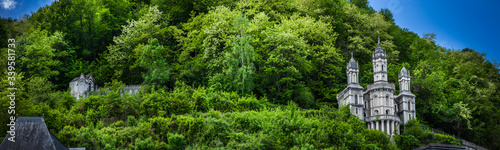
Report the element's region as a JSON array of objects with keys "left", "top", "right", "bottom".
[
  {"left": 70, "top": 72, "right": 94, "bottom": 82},
  {"left": 399, "top": 63, "right": 410, "bottom": 78},
  {"left": 366, "top": 82, "right": 396, "bottom": 92},
  {"left": 373, "top": 36, "right": 387, "bottom": 59},
  {"left": 70, "top": 77, "right": 81, "bottom": 82},
  {"left": 397, "top": 90, "right": 415, "bottom": 97},
  {"left": 347, "top": 53, "right": 358, "bottom": 69},
  {"left": 0, "top": 117, "right": 69, "bottom": 150},
  {"left": 414, "top": 143, "right": 466, "bottom": 150}
]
